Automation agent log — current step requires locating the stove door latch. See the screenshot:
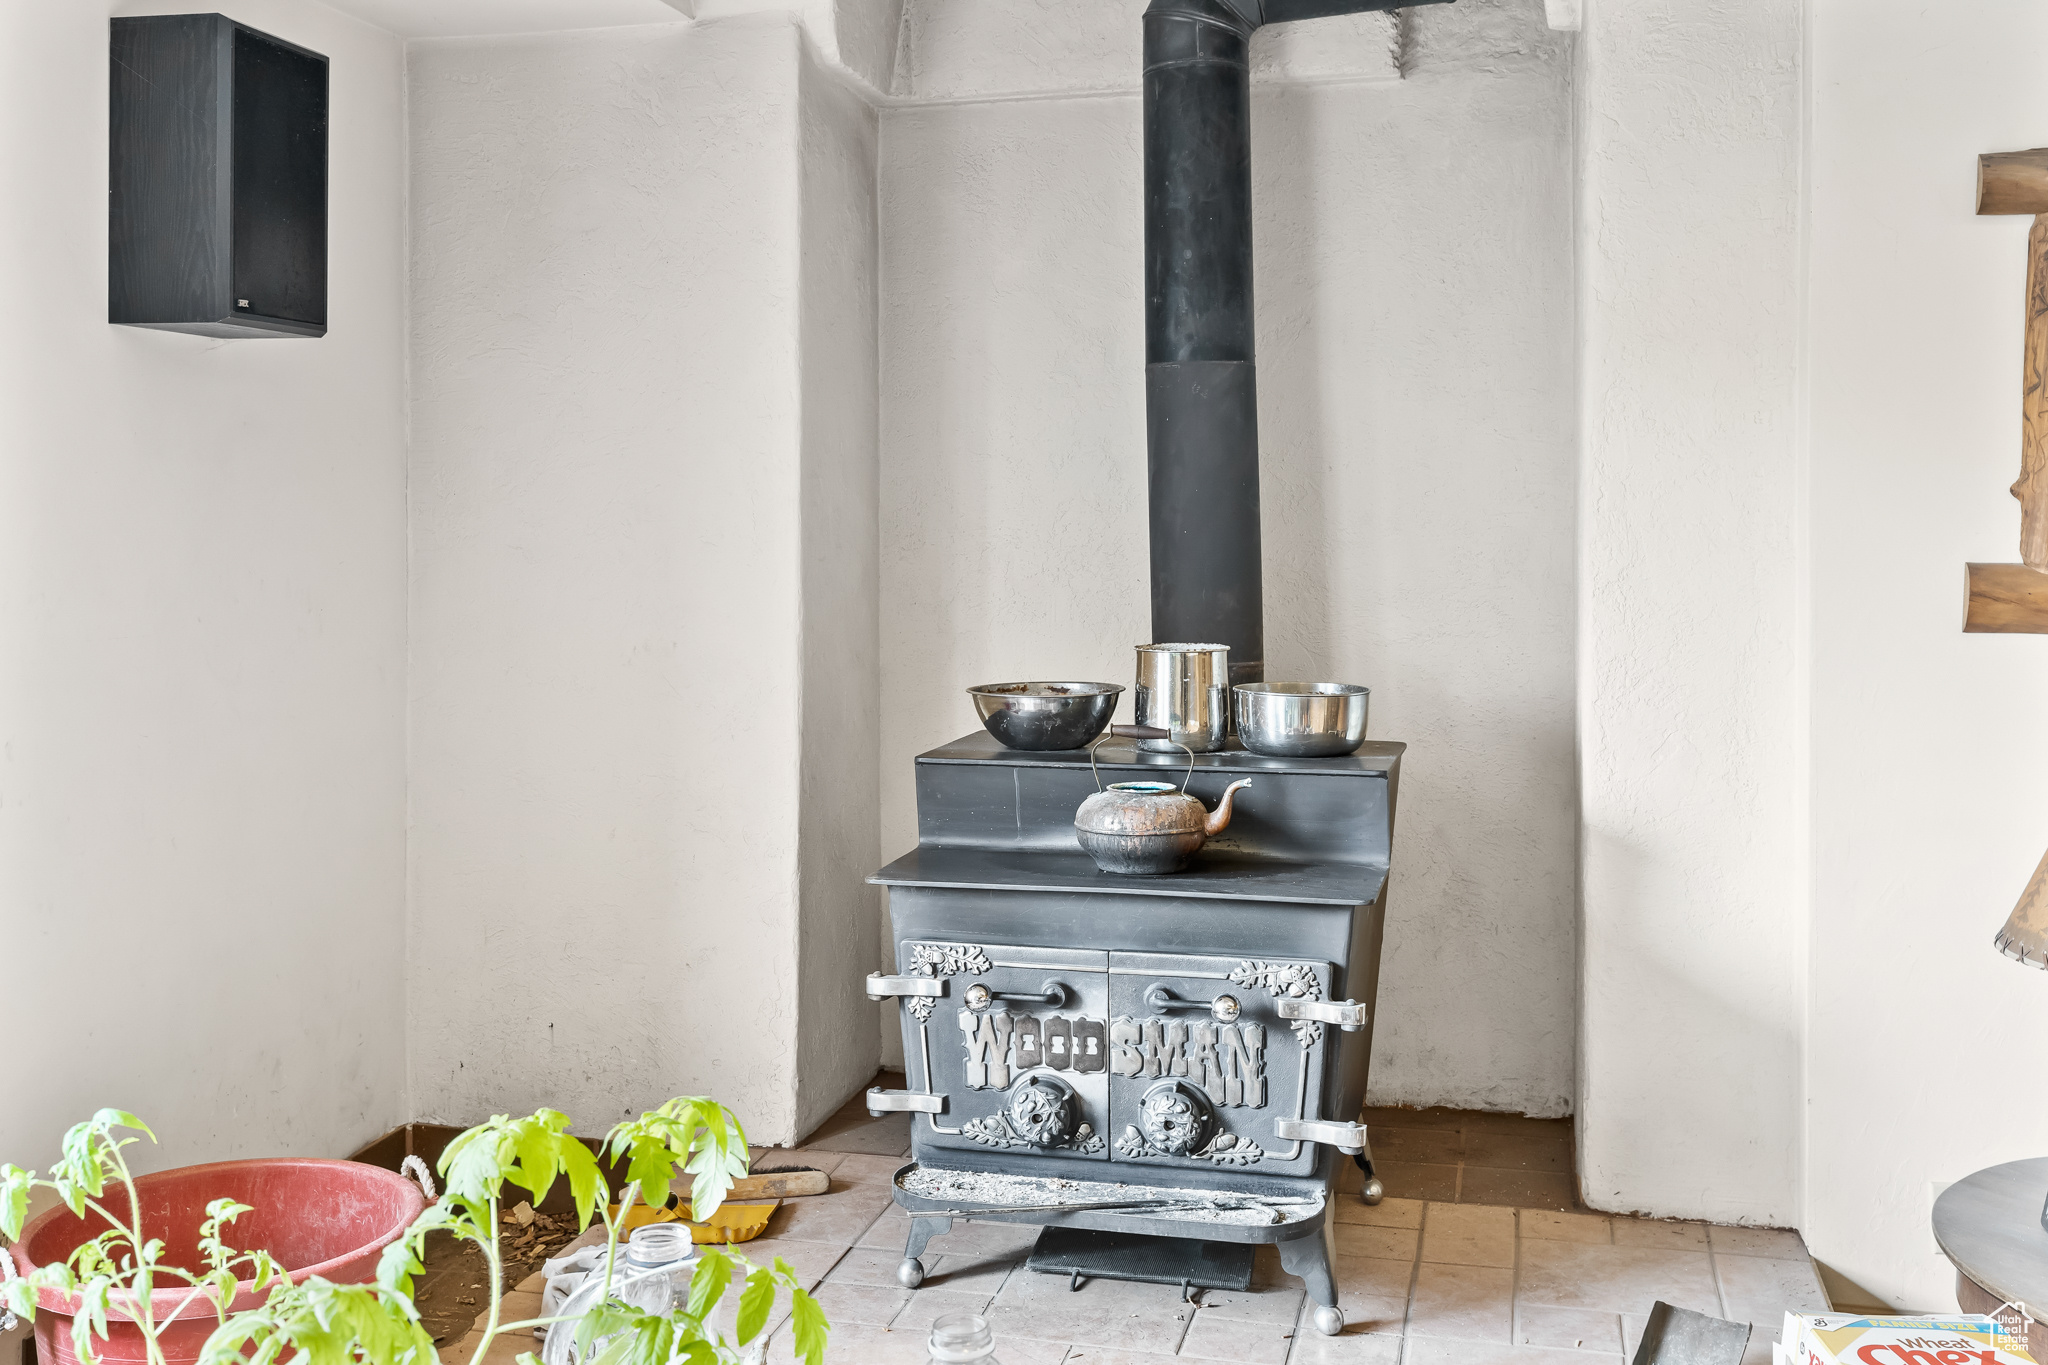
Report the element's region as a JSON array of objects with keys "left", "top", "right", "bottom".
[
  {"left": 1273, "top": 1117, "right": 1369, "bottom": 1155},
  {"left": 1275, "top": 998, "right": 1370, "bottom": 1032},
  {"left": 866, "top": 973, "right": 948, "bottom": 1002},
  {"left": 866, "top": 1088, "right": 946, "bottom": 1117}
]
